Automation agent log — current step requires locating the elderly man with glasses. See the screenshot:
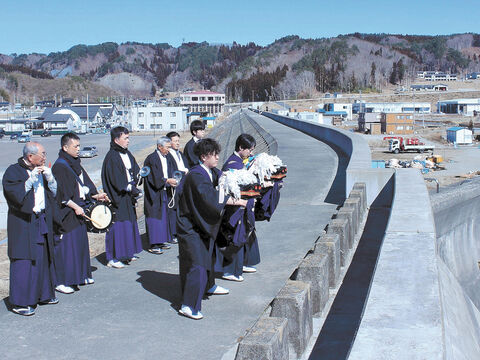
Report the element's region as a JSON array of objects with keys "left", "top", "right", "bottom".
[{"left": 2, "top": 142, "right": 59, "bottom": 316}]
